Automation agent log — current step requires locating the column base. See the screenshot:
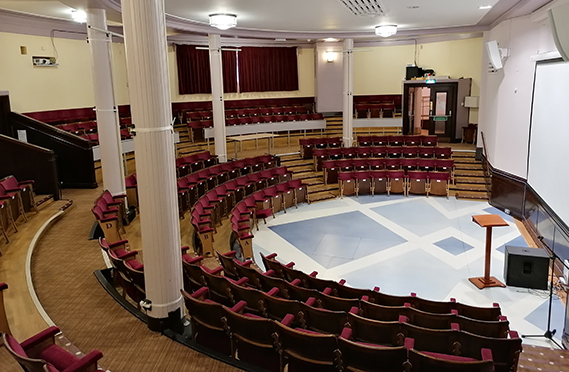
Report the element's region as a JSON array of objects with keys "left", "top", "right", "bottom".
[
  {"left": 468, "top": 276, "right": 506, "bottom": 290},
  {"left": 147, "top": 307, "right": 184, "bottom": 333}
]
